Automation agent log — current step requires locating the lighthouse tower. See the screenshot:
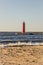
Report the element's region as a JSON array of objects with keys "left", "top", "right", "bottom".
[{"left": 22, "top": 21, "right": 25, "bottom": 34}]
